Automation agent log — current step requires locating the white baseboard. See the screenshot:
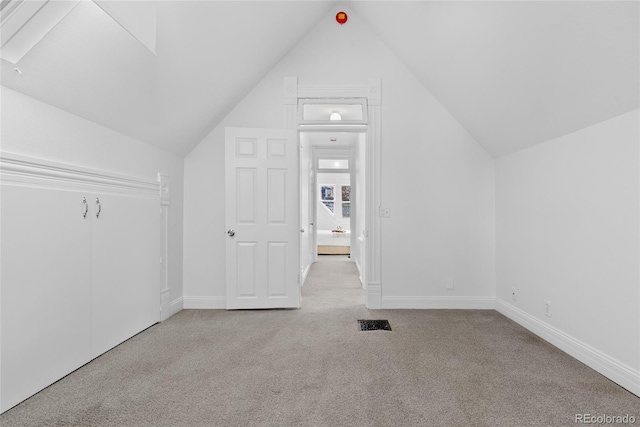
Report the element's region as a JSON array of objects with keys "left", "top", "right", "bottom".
[
  {"left": 161, "top": 294, "right": 183, "bottom": 321},
  {"left": 183, "top": 296, "right": 226, "bottom": 309},
  {"left": 380, "top": 296, "right": 496, "bottom": 310},
  {"left": 366, "top": 283, "right": 382, "bottom": 309},
  {"left": 160, "top": 290, "right": 171, "bottom": 321},
  {"left": 496, "top": 298, "right": 640, "bottom": 397},
  {"left": 169, "top": 297, "right": 183, "bottom": 317}
]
